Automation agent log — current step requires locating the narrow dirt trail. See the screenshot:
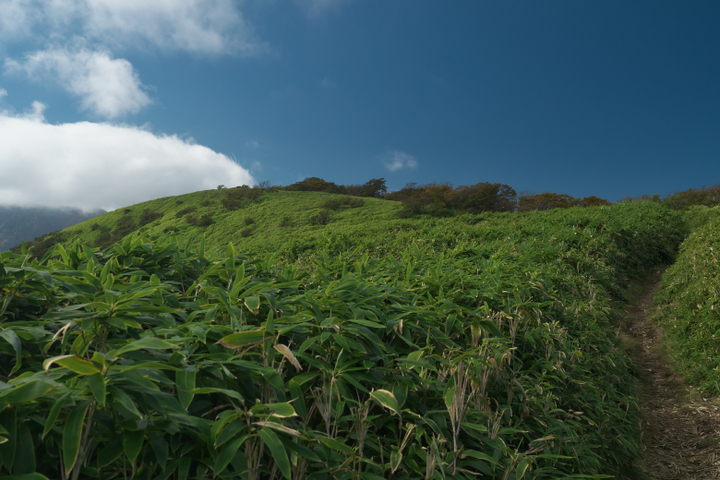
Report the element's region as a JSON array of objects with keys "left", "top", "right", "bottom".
[{"left": 627, "top": 270, "right": 720, "bottom": 479}]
